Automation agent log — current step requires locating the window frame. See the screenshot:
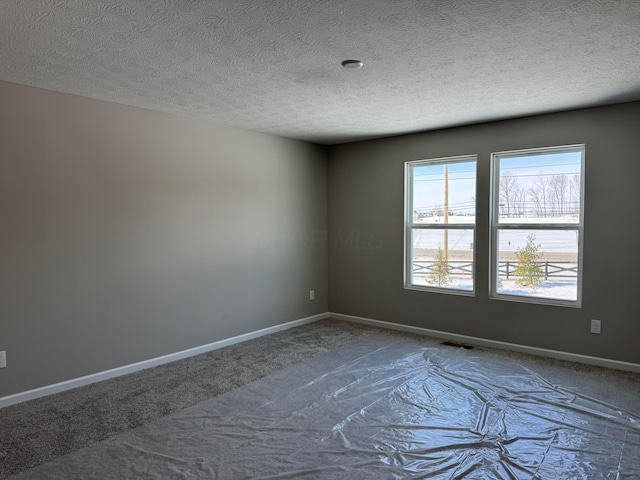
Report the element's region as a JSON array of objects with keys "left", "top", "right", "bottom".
[
  {"left": 489, "top": 144, "right": 585, "bottom": 307},
  {"left": 404, "top": 154, "right": 478, "bottom": 296}
]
